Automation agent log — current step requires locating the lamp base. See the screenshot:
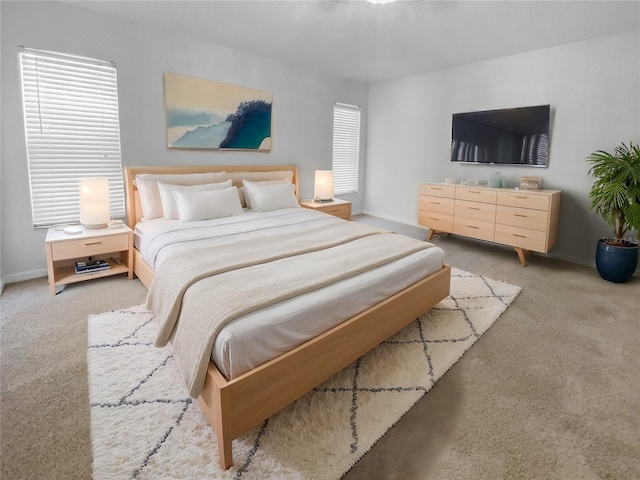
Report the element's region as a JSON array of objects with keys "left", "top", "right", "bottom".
[
  {"left": 83, "top": 223, "right": 108, "bottom": 229},
  {"left": 314, "top": 198, "right": 334, "bottom": 203}
]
